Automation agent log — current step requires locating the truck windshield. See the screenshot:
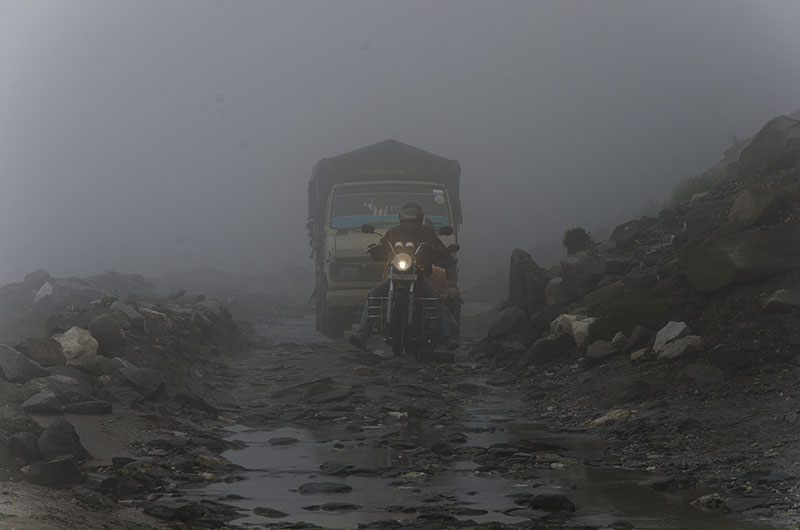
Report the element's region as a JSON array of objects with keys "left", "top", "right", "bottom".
[{"left": 330, "top": 183, "right": 451, "bottom": 229}]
